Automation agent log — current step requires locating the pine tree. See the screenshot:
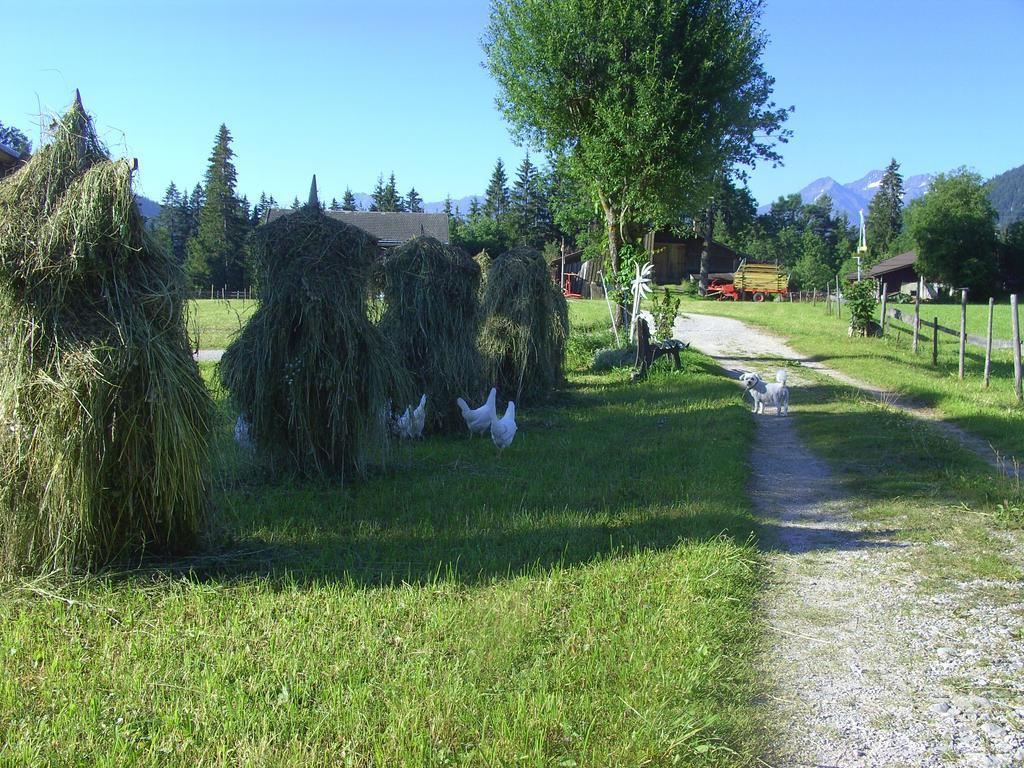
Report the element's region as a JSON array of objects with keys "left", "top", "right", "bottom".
[
  {"left": 342, "top": 187, "right": 358, "bottom": 211},
  {"left": 184, "top": 124, "right": 250, "bottom": 289},
  {"left": 370, "top": 175, "right": 387, "bottom": 211},
  {"left": 468, "top": 197, "right": 481, "bottom": 217},
  {"left": 384, "top": 173, "right": 404, "bottom": 212},
  {"left": 483, "top": 158, "right": 510, "bottom": 219},
  {"left": 509, "top": 154, "right": 553, "bottom": 247},
  {"left": 329, "top": 197, "right": 341, "bottom": 211},
  {"left": 443, "top": 196, "right": 453, "bottom": 218},
  {"left": 865, "top": 159, "right": 905, "bottom": 259},
  {"left": 290, "top": 196, "right": 301, "bottom": 210},
  {"left": 406, "top": 187, "right": 424, "bottom": 213}
]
